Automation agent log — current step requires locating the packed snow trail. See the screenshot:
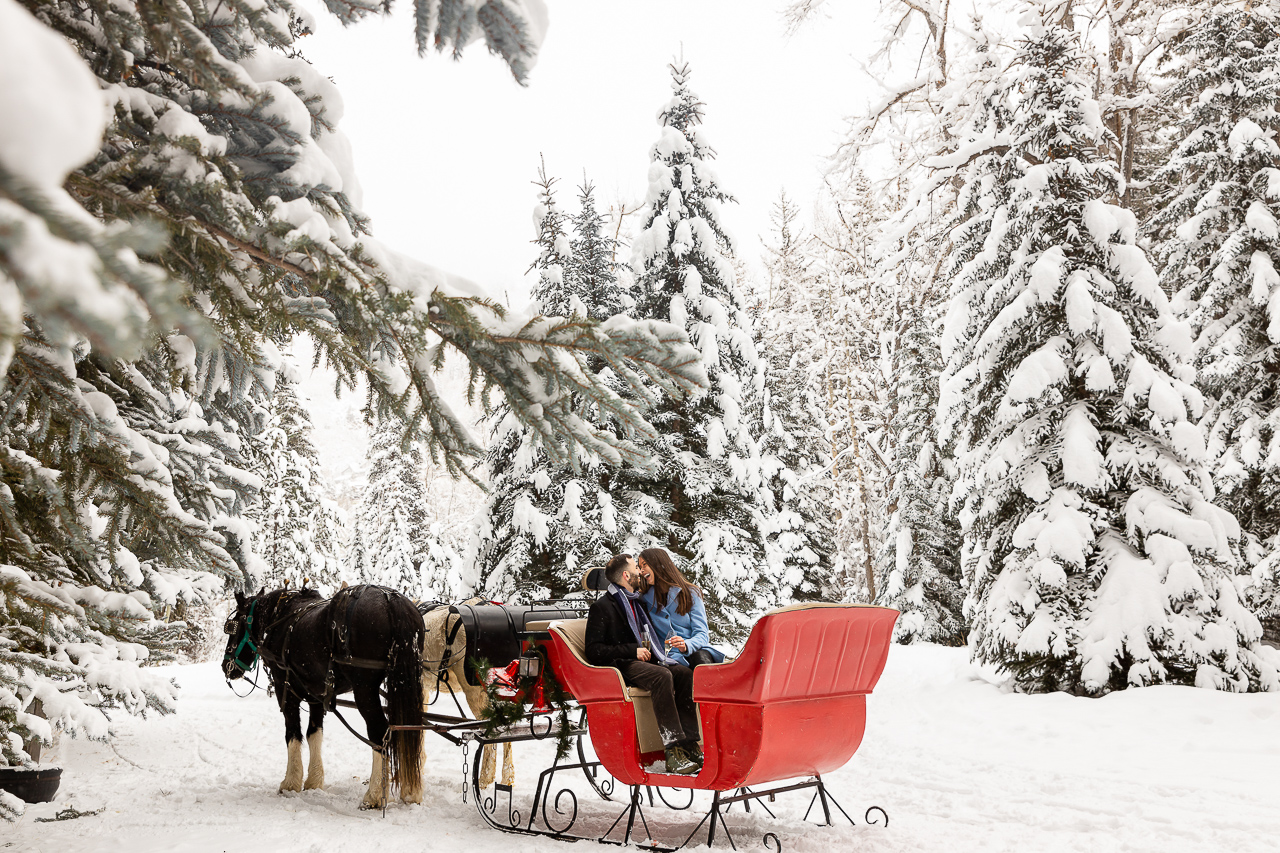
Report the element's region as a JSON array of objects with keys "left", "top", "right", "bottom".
[{"left": 8, "top": 645, "right": 1280, "bottom": 852}]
